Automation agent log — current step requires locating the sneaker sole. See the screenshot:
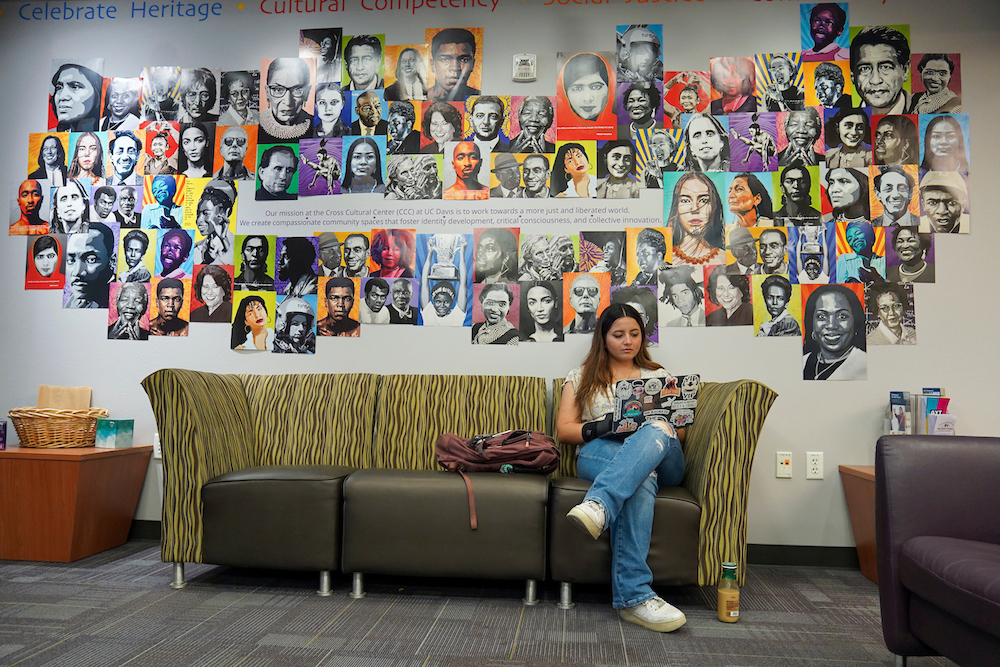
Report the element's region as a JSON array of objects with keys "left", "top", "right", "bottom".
[
  {"left": 566, "top": 506, "right": 602, "bottom": 540},
  {"left": 618, "top": 608, "right": 687, "bottom": 633}
]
